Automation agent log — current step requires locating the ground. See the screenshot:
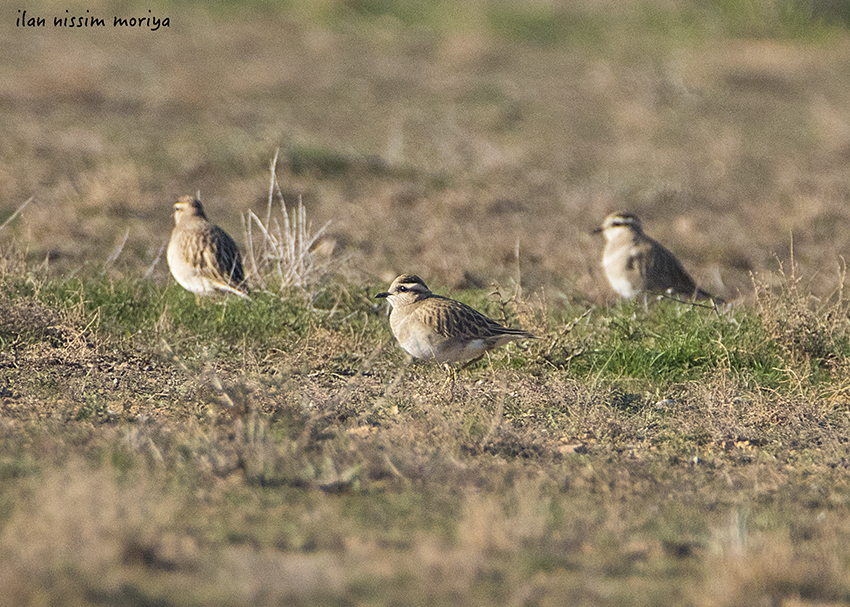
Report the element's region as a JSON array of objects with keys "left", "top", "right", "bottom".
[{"left": 2, "top": 1, "right": 850, "bottom": 605}]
